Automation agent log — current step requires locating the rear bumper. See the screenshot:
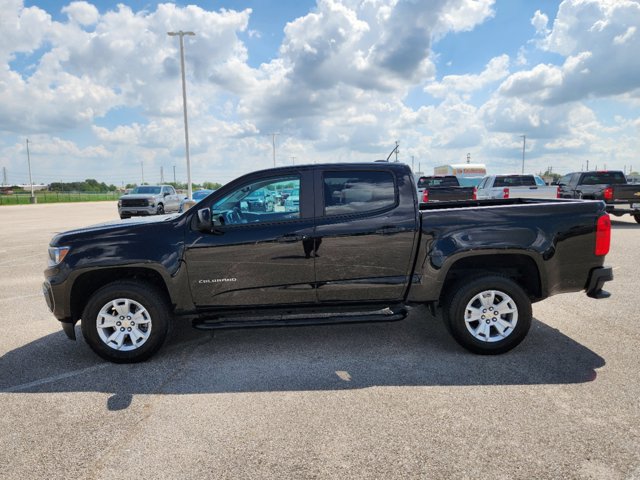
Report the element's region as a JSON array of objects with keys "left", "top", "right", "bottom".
[{"left": 586, "top": 266, "right": 613, "bottom": 299}]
